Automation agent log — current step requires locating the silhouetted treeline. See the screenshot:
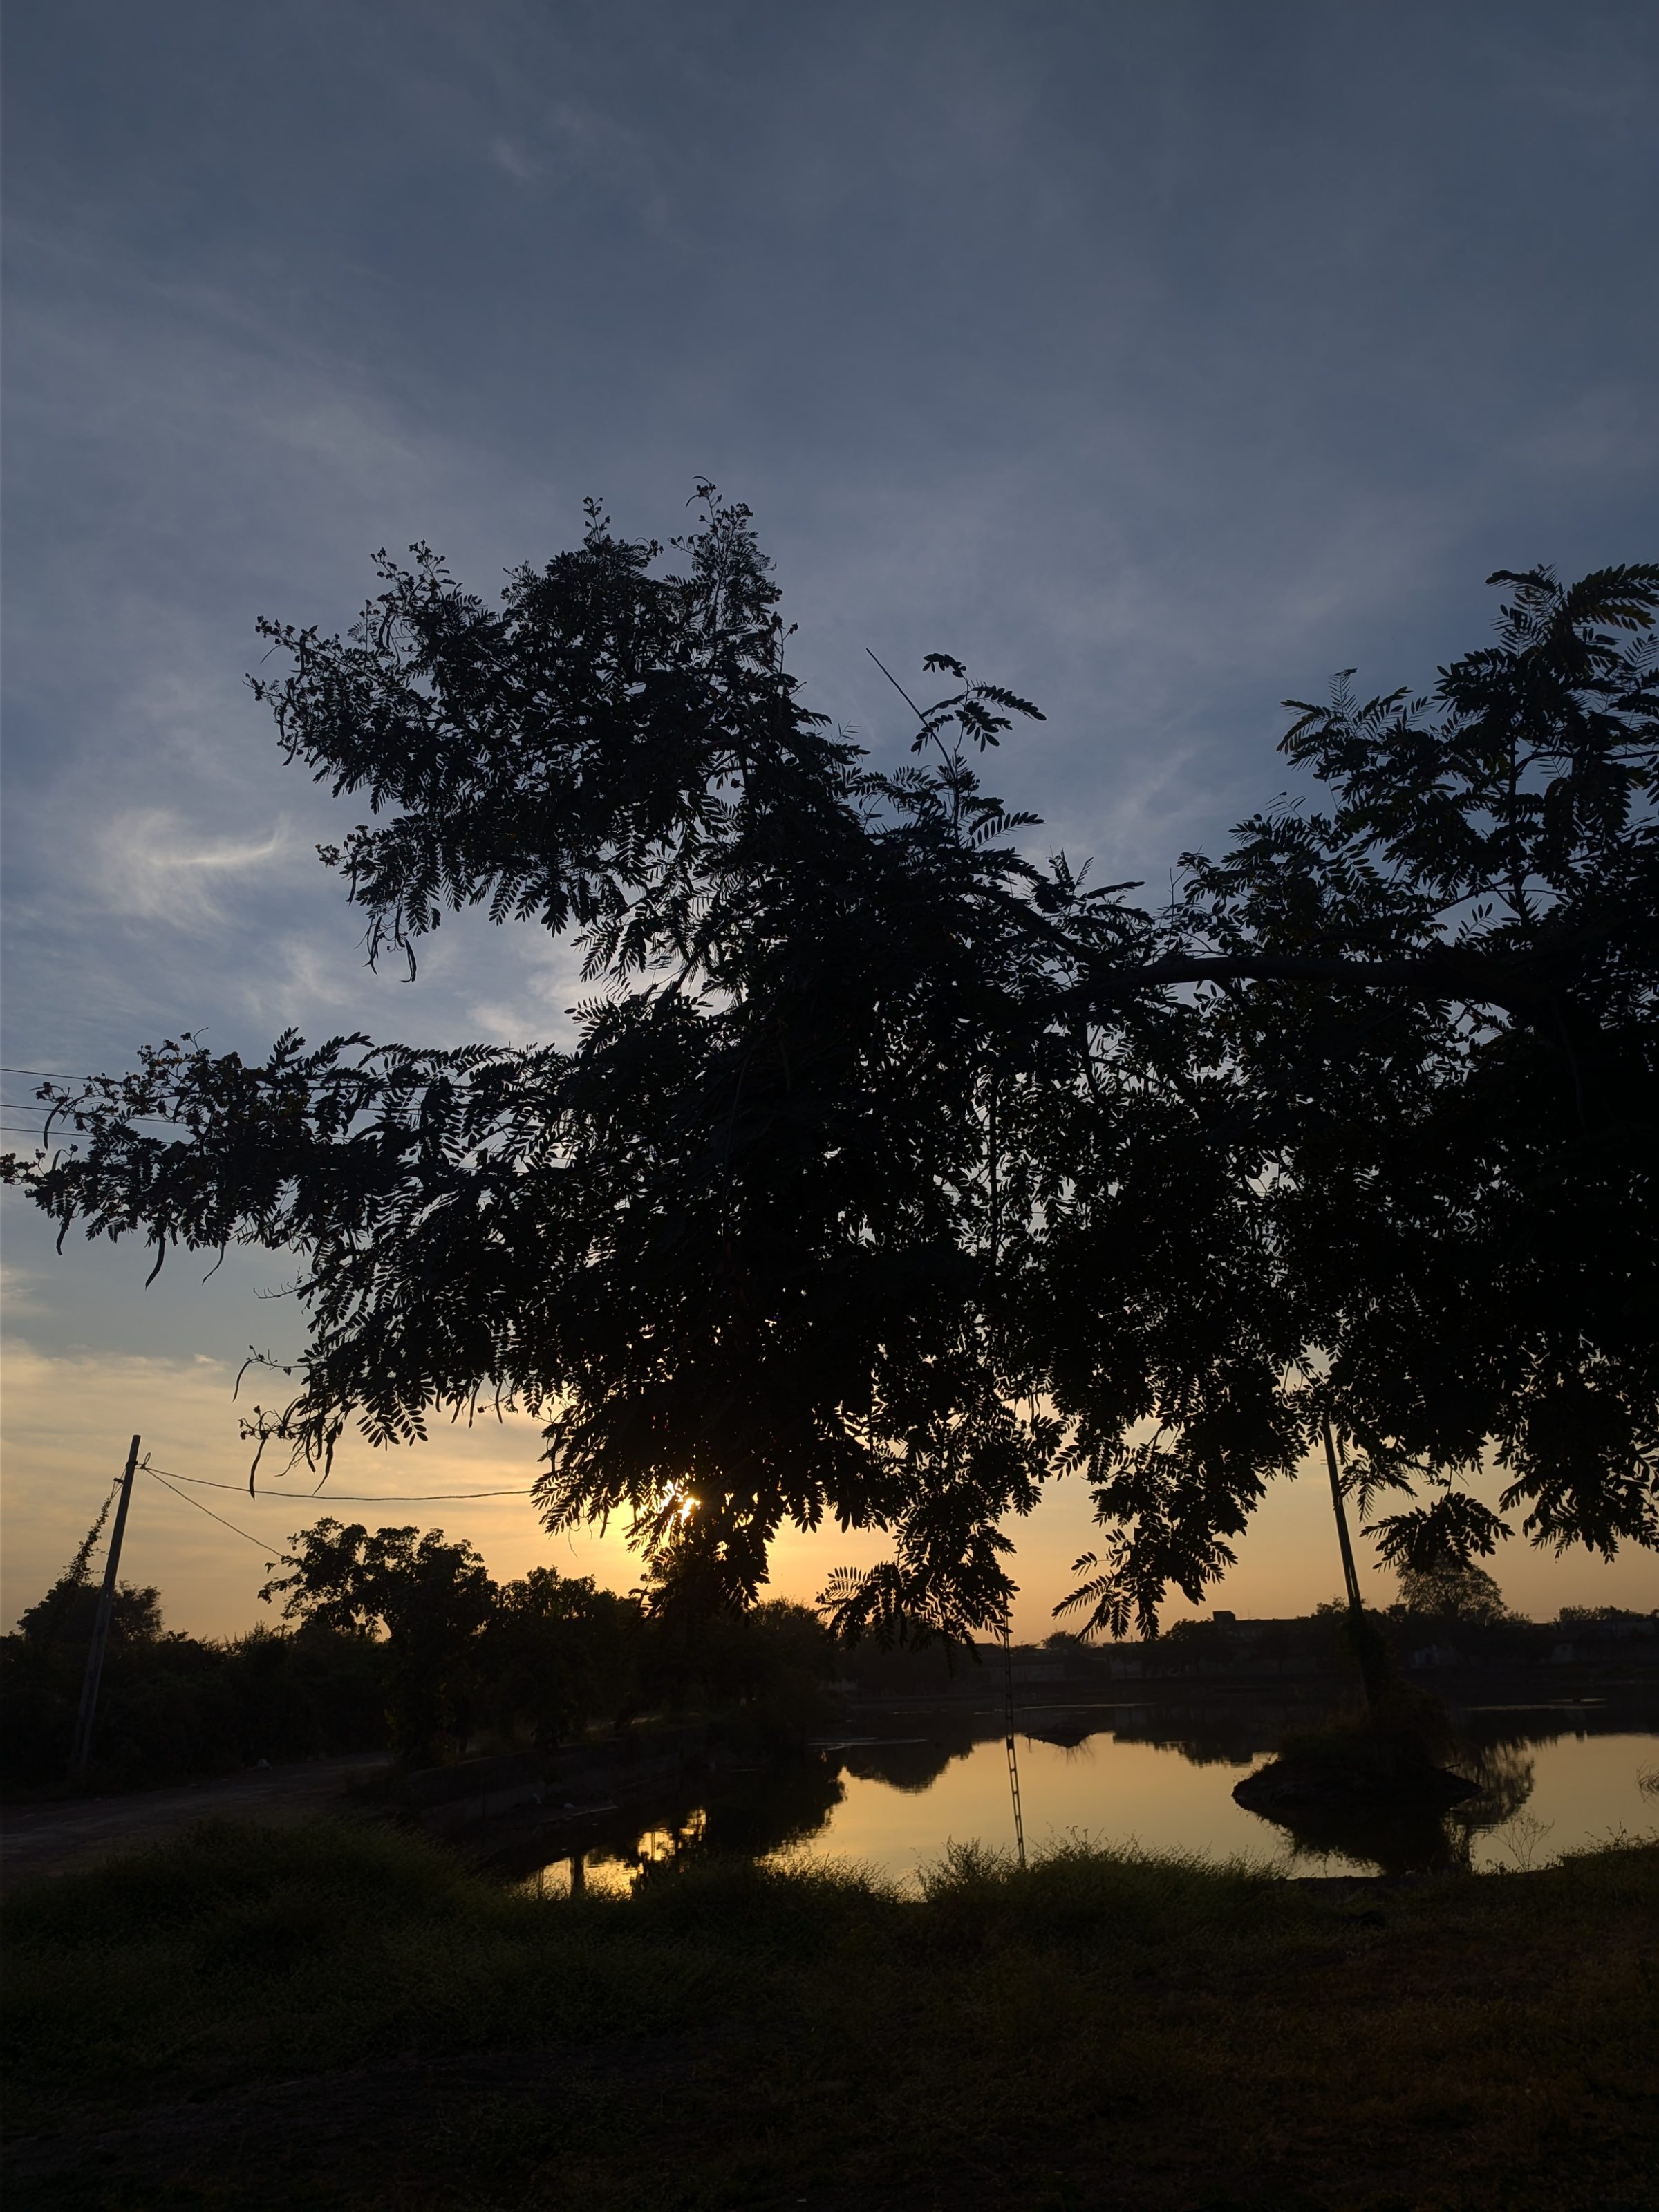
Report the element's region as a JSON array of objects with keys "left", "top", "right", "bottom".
[
  {"left": 9, "top": 1504, "right": 1651, "bottom": 1792},
  {"left": 2, "top": 1516, "right": 839, "bottom": 1791},
  {"left": 1, "top": 1586, "right": 389, "bottom": 1792},
  {"left": 834, "top": 1596, "right": 1658, "bottom": 1704}
]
